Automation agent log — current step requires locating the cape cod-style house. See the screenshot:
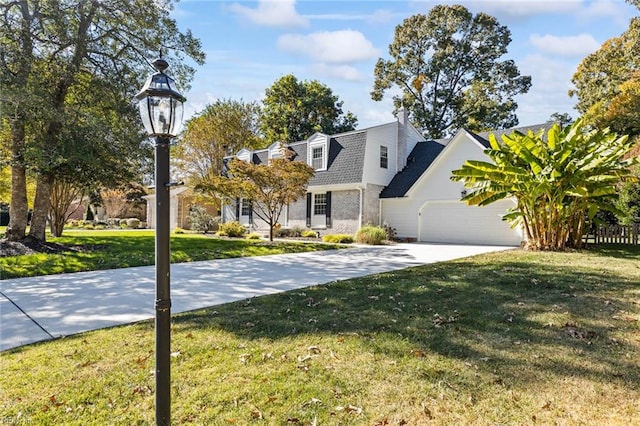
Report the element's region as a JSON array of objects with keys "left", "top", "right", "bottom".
[{"left": 219, "top": 109, "right": 550, "bottom": 246}]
